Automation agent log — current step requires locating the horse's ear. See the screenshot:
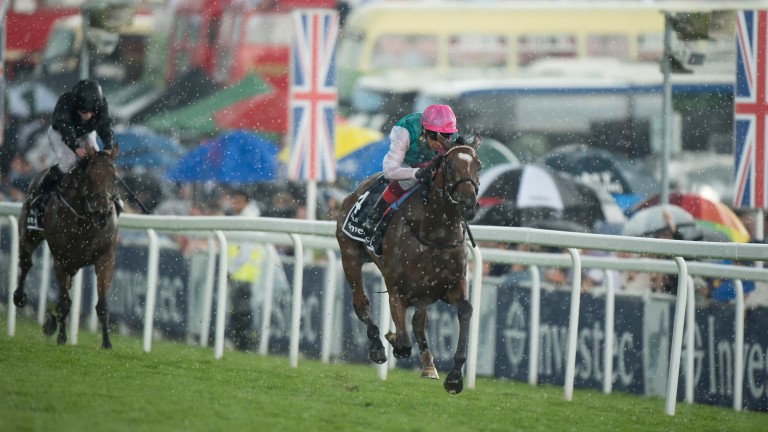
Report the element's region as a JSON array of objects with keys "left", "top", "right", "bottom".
[
  {"left": 469, "top": 134, "right": 481, "bottom": 150},
  {"left": 110, "top": 142, "right": 119, "bottom": 160},
  {"left": 85, "top": 144, "right": 96, "bottom": 158},
  {"left": 436, "top": 133, "right": 452, "bottom": 151}
]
